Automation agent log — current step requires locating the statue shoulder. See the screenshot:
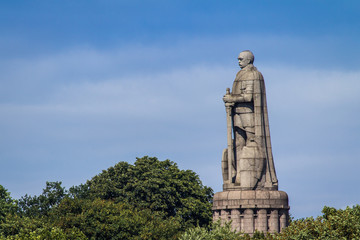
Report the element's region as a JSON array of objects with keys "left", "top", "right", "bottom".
[
  {"left": 235, "top": 70, "right": 242, "bottom": 77},
  {"left": 249, "top": 66, "right": 264, "bottom": 80},
  {"left": 254, "top": 69, "right": 264, "bottom": 80},
  {"left": 234, "top": 70, "right": 243, "bottom": 81},
  {"left": 236, "top": 65, "right": 263, "bottom": 80}
]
